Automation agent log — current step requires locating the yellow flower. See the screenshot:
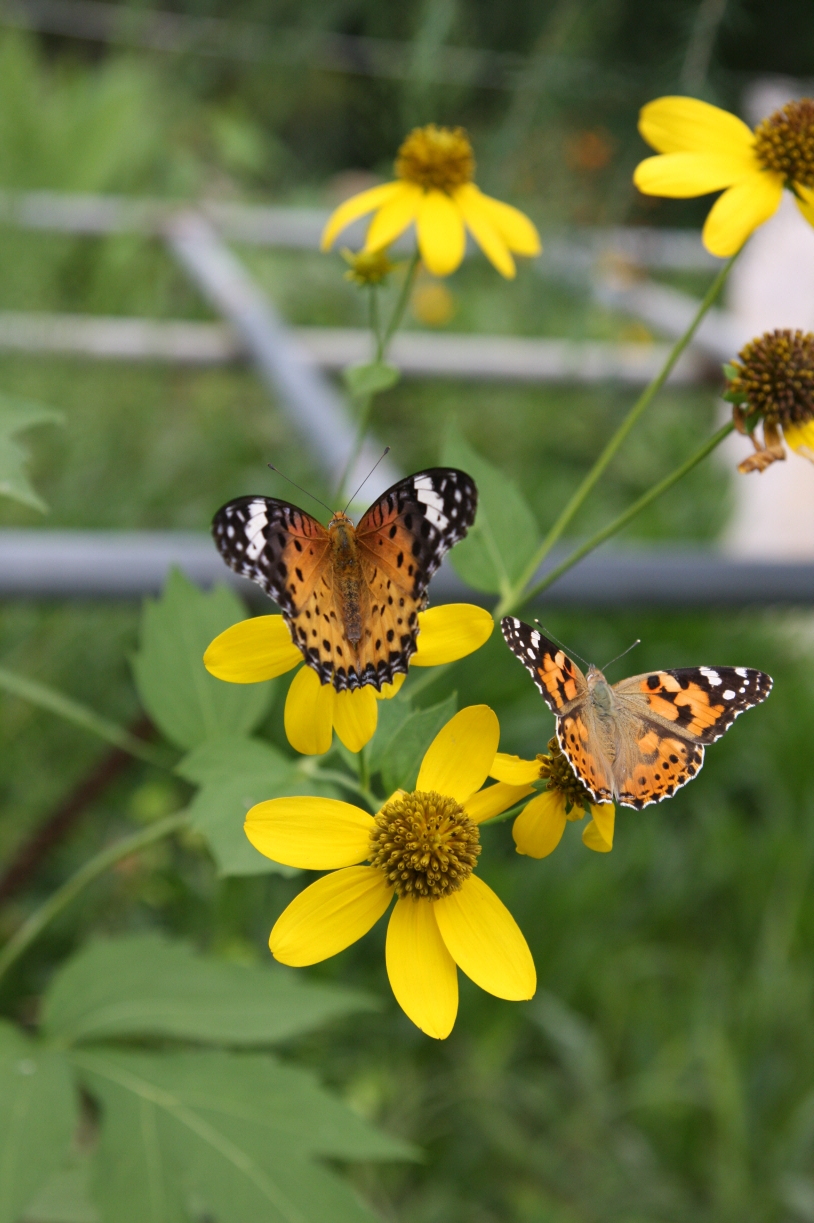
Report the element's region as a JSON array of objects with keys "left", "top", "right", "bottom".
[
  {"left": 724, "top": 328, "right": 814, "bottom": 472},
  {"left": 204, "top": 603, "right": 494, "bottom": 756},
  {"left": 633, "top": 96, "right": 814, "bottom": 256},
  {"left": 245, "top": 706, "right": 537, "bottom": 1038},
  {"left": 321, "top": 124, "right": 541, "bottom": 279},
  {"left": 491, "top": 738, "right": 615, "bottom": 857}
]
